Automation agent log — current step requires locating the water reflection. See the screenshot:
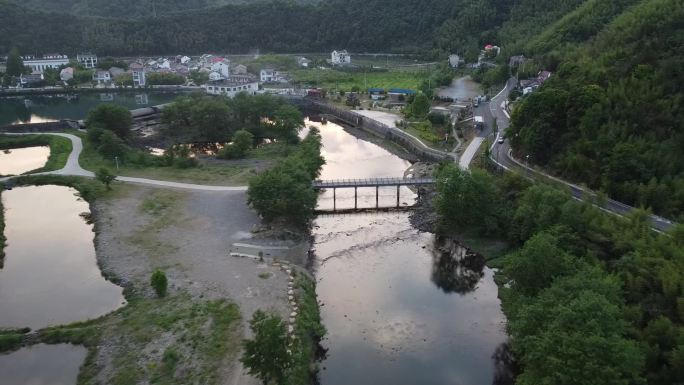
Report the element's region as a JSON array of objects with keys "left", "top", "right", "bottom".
[
  {"left": 492, "top": 343, "right": 518, "bottom": 385},
  {"left": 0, "top": 185, "right": 125, "bottom": 329},
  {"left": 431, "top": 236, "right": 485, "bottom": 294},
  {"left": 312, "top": 119, "right": 507, "bottom": 385},
  {"left": 0, "top": 344, "right": 86, "bottom": 385},
  {"left": 0, "top": 92, "right": 182, "bottom": 126},
  {"left": 0, "top": 146, "right": 50, "bottom": 176}
]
